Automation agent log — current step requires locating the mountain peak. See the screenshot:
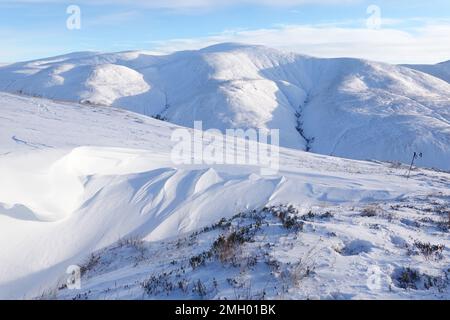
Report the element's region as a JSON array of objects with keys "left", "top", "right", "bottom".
[
  {"left": 199, "top": 42, "right": 267, "bottom": 53},
  {"left": 0, "top": 44, "right": 449, "bottom": 171}
]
